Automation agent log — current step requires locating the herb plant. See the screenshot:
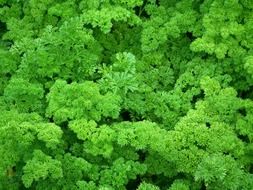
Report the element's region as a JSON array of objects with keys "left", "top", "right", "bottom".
[{"left": 0, "top": 0, "right": 253, "bottom": 189}]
